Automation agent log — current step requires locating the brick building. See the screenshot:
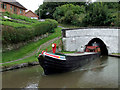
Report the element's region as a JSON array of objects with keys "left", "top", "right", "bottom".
[
  {"left": 0, "top": 0, "right": 27, "bottom": 16},
  {"left": 25, "top": 10, "right": 39, "bottom": 19}
]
